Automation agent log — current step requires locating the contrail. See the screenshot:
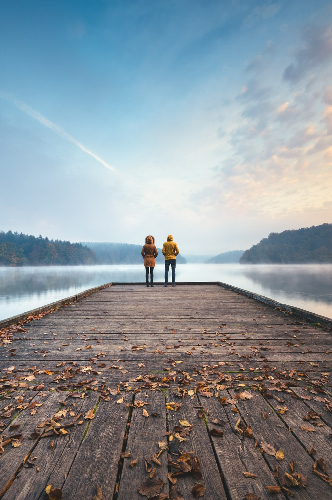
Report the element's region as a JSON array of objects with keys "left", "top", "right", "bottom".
[{"left": 0, "top": 91, "right": 115, "bottom": 172}]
